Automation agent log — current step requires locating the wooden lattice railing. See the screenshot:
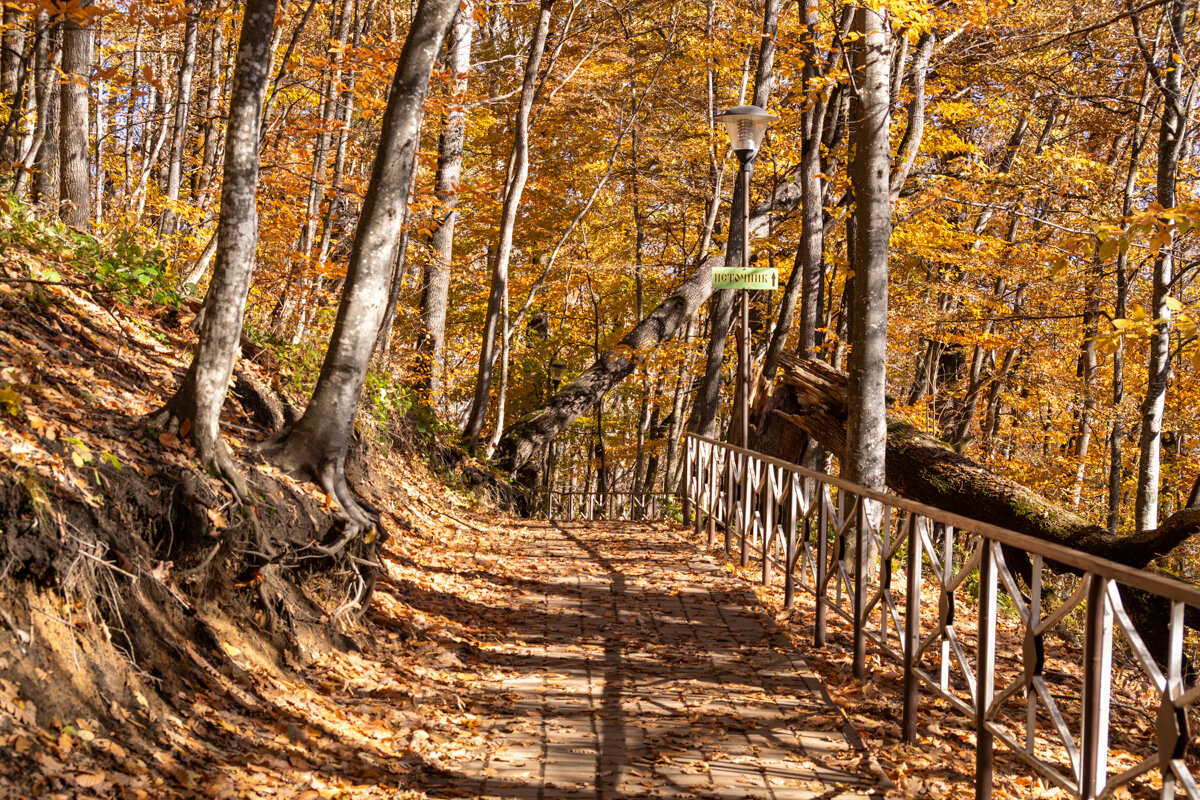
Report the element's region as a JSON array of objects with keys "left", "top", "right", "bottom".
[
  {"left": 533, "top": 489, "right": 675, "bottom": 522},
  {"left": 682, "top": 432, "right": 1200, "bottom": 800}
]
